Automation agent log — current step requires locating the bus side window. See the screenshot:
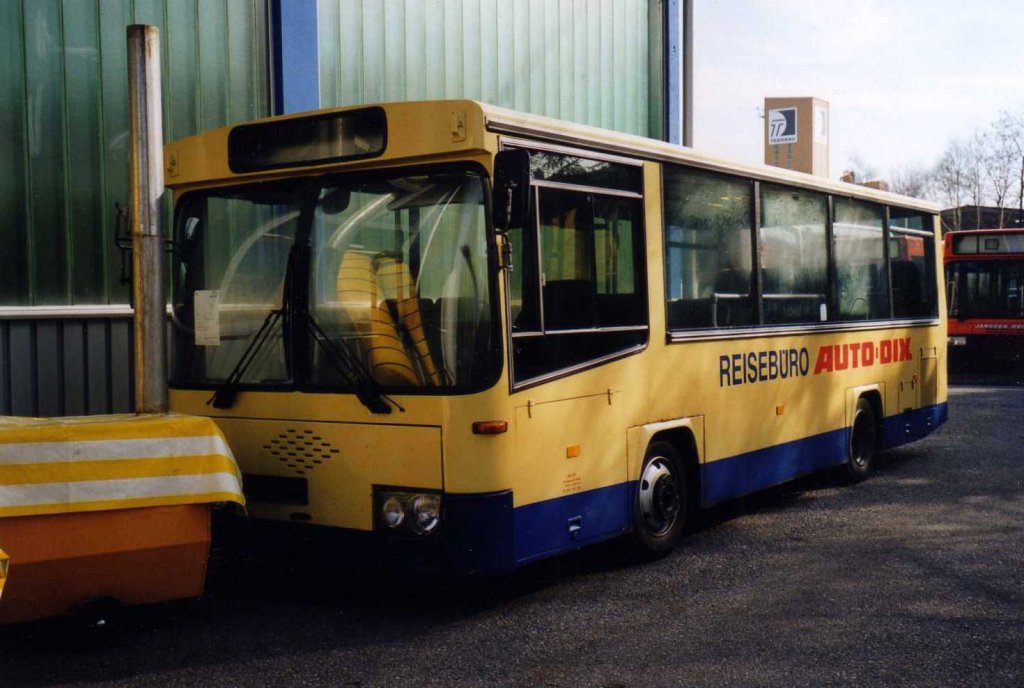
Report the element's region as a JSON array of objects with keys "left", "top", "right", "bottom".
[
  {"left": 510, "top": 151, "right": 647, "bottom": 384},
  {"left": 540, "top": 193, "right": 598, "bottom": 329},
  {"left": 761, "top": 184, "right": 829, "bottom": 324},
  {"left": 890, "top": 209, "right": 938, "bottom": 319},
  {"left": 663, "top": 165, "right": 755, "bottom": 330},
  {"left": 891, "top": 260, "right": 922, "bottom": 316},
  {"left": 832, "top": 198, "right": 887, "bottom": 321}
]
